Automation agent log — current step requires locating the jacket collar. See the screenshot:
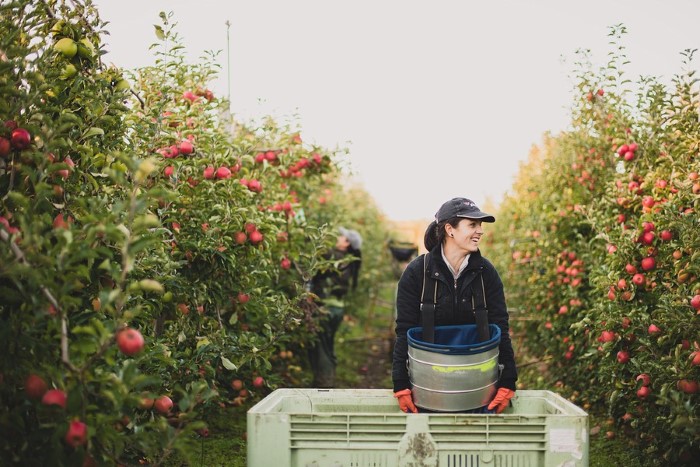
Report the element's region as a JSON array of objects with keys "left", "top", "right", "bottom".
[{"left": 427, "top": 244, "right": 484, "bottom": 283}]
